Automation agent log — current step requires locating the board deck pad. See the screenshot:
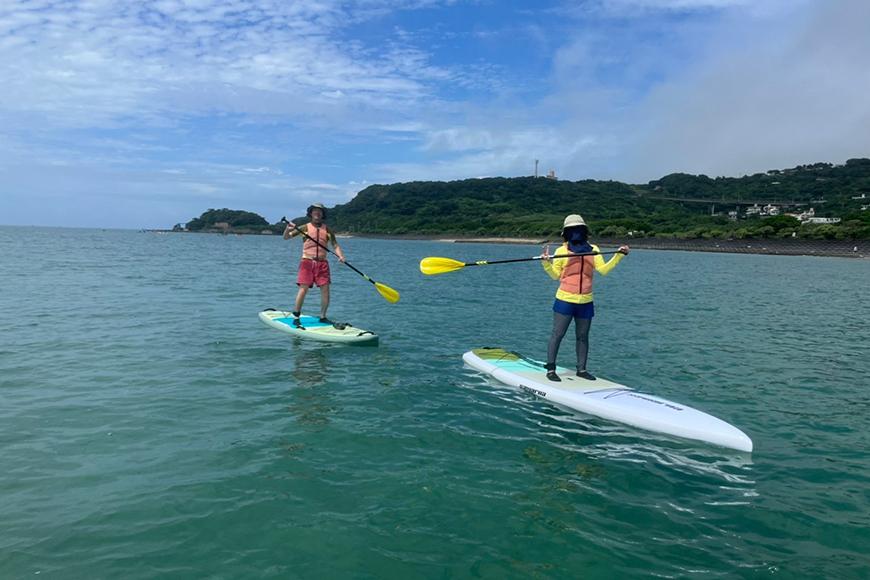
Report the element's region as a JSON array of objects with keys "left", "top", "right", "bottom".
[
  {"left": 259, "top": 309, "right": 378, "bottom": 344},
  {"left": 472, "top": 348, "right": 628, "bottom": 393},
  {"left": 464, "top": 347, "right": 752, "bottom": 452},
  {"left": 274, "top": 315, "right": 335, "bottom": 329}
]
